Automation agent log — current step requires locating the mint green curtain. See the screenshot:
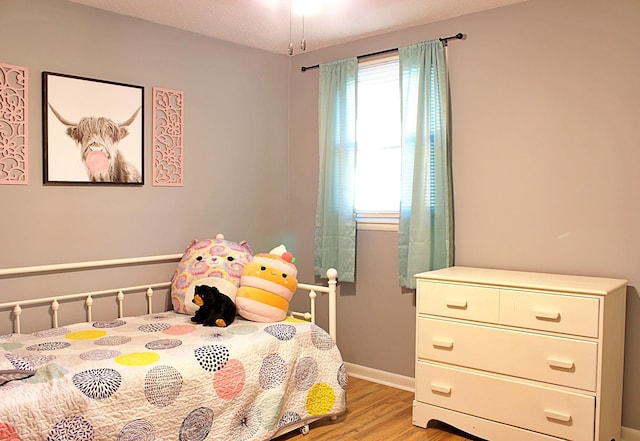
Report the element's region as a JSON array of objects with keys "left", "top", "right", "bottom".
[
  {"left": 398, "top": 40, "right": 454, "bottom": 289},
  {"left": 314, "top": 58, "right": 358, "bottom": 282}
]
